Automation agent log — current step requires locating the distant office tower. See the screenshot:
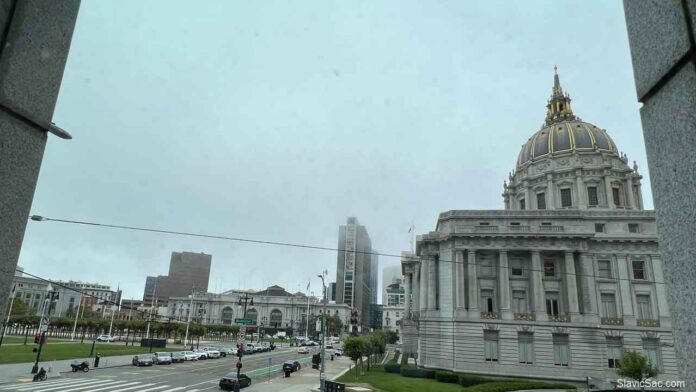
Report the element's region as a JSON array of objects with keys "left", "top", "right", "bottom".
[
  {"left": 370, "top": 252, "right": 379, "bottom": 305},
  {"left": 335, "top": 217, "right": 375, "bottom": 332},
  {"left": 381, "top": 265, "right": 402, "bottom": 305},
  {"left": 145, "top": 251, "right": 212, "bottom": 305}
]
